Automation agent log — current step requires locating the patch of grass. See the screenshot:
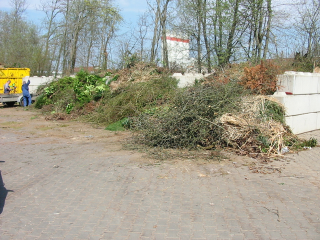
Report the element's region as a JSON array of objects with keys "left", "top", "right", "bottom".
[
  {"left": 300, "top": 137, "right": 318, "bottom": 148},
  {"left": 284, "top": 136, "right": 318, "bottom": 150},
  {"left": 1, "top": 121, "right": 23, "bottom": 129},
  {"left": 56, "top": 124, "right": 69, "bottom": 127},
  {"left": 105, "top": 118, "right": 129, "bottom": 131}
]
